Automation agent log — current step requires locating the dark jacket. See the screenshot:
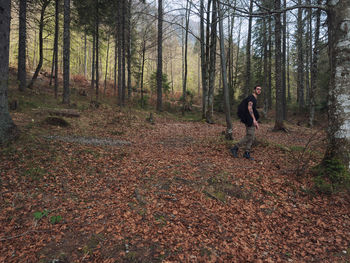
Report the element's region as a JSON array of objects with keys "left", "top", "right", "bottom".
[{"left": 237, "top": 95, "right": 259, "bottom": 127}]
